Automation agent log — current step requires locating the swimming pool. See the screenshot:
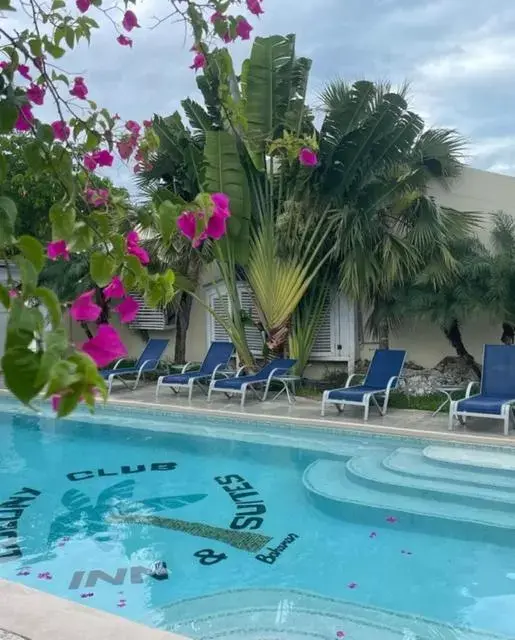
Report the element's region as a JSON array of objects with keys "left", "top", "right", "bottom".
[{"left": 1, "top": 396, "right": 515, "bottom": 639}]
